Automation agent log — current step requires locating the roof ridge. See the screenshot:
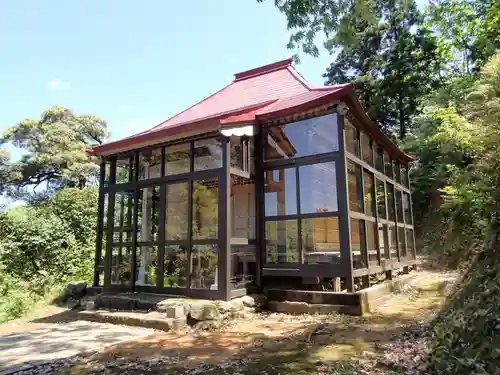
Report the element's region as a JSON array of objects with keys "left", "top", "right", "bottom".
[
  {"left": 287, "top": 65, "right": 313, "bottom": 91},
  {"left": 150, "top": 81, "right": 235, "bottom": 130},
  {"left": 234, "top": 57, "right": 293, "bottom": 82}
]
